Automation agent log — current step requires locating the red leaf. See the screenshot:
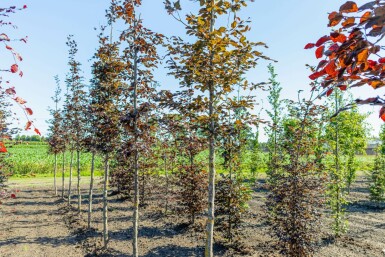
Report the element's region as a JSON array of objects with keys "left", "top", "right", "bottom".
[
  {"left": 23, "top": 5, "right": 27, "bottom": 9},
  {"left": 14, "top": 97, "right": 27, "bottom": 105},
  {"left": 25, "top": 108, "right": 33, "bottom": 115},
  {"left": 317, "top": 60, "right": 328, "bottom": 70},
  {"left": 5, "top": 45, "right": 12, "bottom": 50},
  {"left": 304, "top": 43, "right": 315, "bottom": 49},
  {"left": 5, "top": 87, "right": 16, "bottom": 95},
  {"left": 339, "top": 85, "right": 348, "bottom": 91},
  {"left": 315, "top": 46, "right": 324, "bottom": 59},
  {"left": 309, "top": 70, "right": 326, "bottom": 80},
  {"left": 380, "top": 107, "right": 385, "bottom": 121},
  {"left": 360, "top": 11, "right": 371, "bottom": 23},
  {"left": 326, "top": 88, "right": 334, "bottom": 97},
  {"left": 315, "top": 36, "right": 330, "bottom": 47},
  {"left": 328, "top": 12, "right": 343, "bottom": 27},
  {"left": 10, "top": 64, "right": 18, "bottom": 73},
  {"left": 325, "top": 60, "right": 337, "bottom": 76},
  {"left": 34, "top": 128, "right": 41, "bottom": 136},
  {"left": 379, "top": 57, "right": 385, "bottom": 63},
  {"left": 25, "top": 121, "right": 32, "bottom": 130},
  {"left": 340, "top": 1, "right": 358, "bottom": 13},
  {"left": 0, "top": 142, "right": 7, "bottom": 153},
  {"left": 10, "top": 193, "right": 16, "bottom": 199},
  {"left": 330, "top": 32, "right": 347, "bottom": 43}
]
